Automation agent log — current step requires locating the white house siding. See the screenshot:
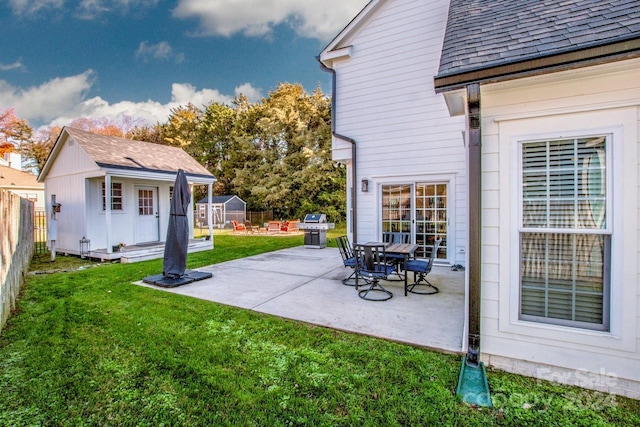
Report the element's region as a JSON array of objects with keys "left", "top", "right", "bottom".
[
  {"left": 329, "top": 0, "right": 467, "bottom": 264},
  {"left": 480, "top": 58, "right": 640, "bottom": 398}
]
